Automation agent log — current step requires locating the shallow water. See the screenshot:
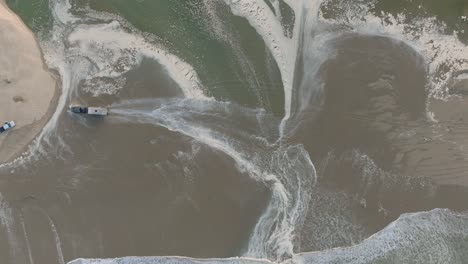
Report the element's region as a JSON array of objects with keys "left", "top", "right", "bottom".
[{"left": 2, "top": 0, "right": 468, "bottom": 263}]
